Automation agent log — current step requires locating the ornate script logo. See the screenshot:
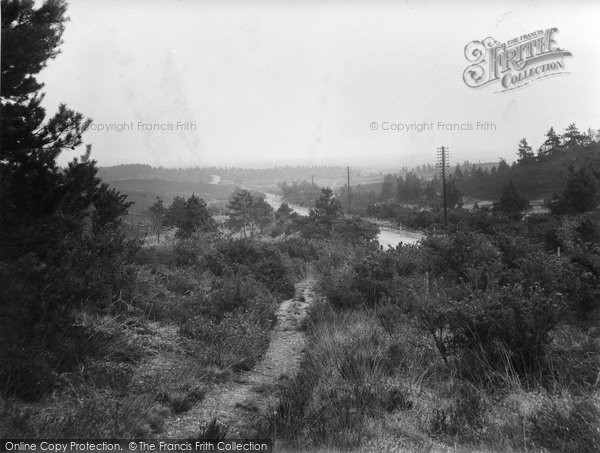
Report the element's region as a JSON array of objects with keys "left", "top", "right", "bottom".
[{"left": 463, "top": 28, "right": 572, "bottom": 92}]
